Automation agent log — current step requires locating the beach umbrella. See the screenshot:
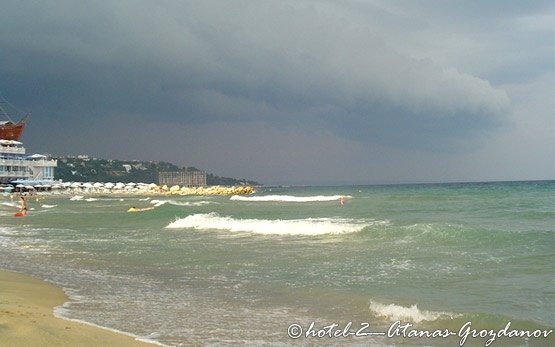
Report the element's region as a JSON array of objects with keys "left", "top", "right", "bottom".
[
  {"left": 16, "top": 184, "right": 24, "bottom": 188},
  {"left": 93, "top": 182, "right": 104, "bottom": 188},
  {"left": 70, "top": 182, "right": 81, "bottom": 188},
  {"left": 104, "top": 182, "right": 115, "bottom": 188}
]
